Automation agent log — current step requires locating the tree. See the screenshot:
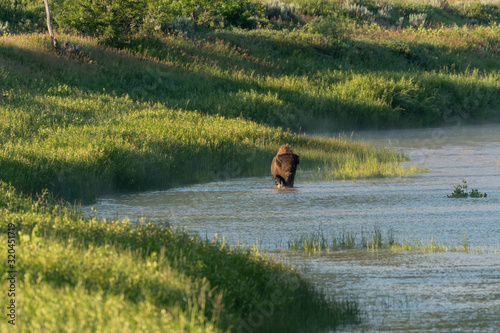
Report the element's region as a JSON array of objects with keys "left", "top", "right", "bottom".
[{"left": 43, "top": 0, "right": 58, "bottom": 48}]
